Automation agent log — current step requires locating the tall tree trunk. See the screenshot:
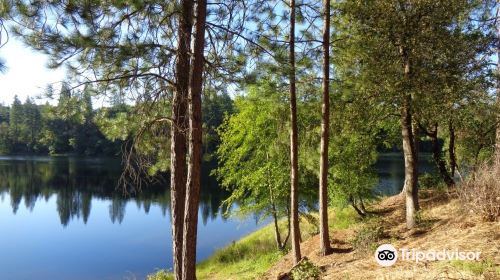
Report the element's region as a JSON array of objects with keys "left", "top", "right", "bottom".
[
  {"left": 319, "top": 0, "right": 331, "bottom": 257},
  {"left": 448, "top": 119, "right": 456, "bottom": 177},
  {"left": 349, "top": 195, "right": 366, "bottom": 217},
  {"left": 289, "top": 0, "right": 301, "bottom": 265},
  {"left": 496, "top": 104, "right": 500, "bottom": 161},
  {"left": 271, "top": 200, "right": 283, "bottom": 250},
  {"left": 412, "top": 122, "right": 420, "bottom": 211},
  {"left": 268, "top": 163, "right": 284, "bottom": 250},
  {"left": 182, "top": 0, "right": 207, "bottom": 279},
  {"left": 401, "top": 95, "right": 418, "bottom": 229},
  {"left": 171, "top": 0, "right": 193, "bottom": 278},
  {"left": 428, "top": 124, "right": 454, "bottom": 187},
  {"left": 400, "top": 49, "right": 418, "bottom": 229},
  {"left": 496, "top": 10, "right": 500, "bottom": 160},
  {"left": 359, "top": 196, "right": 367, "bottom": 213},
  {"left": 282, "top": 200, "right": 292, "bottom": 250},
  {"left": 267, "top": 156, "right": 283, "bottom": 250}
]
